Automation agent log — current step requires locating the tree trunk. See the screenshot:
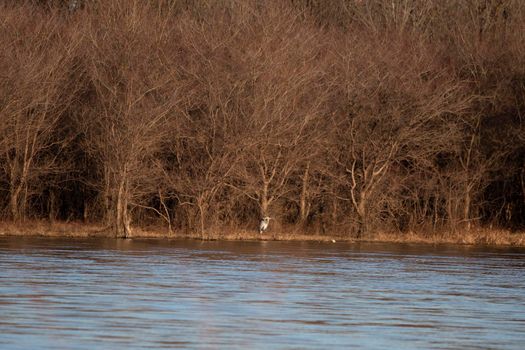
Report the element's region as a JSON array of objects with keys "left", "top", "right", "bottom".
[
  {"left": 196, "top": 196, "right": 206, "bottom": 237},
  {"left": 122, "top": 197, "right": 131, "bottom": 238},
  {"left": 9, "top": 186, "right": 21, "bottom": 221},
  {"left": 463, "top": 188, "right": 471, "bottom": 231},
  {"left": 356, "top": 193, "right": 368, "bottom": 238},
  {"left": 446, "top": 189, "right": 459, "bottom": 232},
  {"left": 331, "top": 196, "right": 338, "bottom": 222},
  {"left": 103, "top": 164, "right": 112, "bottom": 226},
  {"left": 521, "top": 164, "right": 525, "bottom": 204},
  {"left": 158, "top": 189, "right": 172, "bottom": 235},
  {"left": 48, "top": 191, "right": 57, "bottom": 223},
  {"left": 433, "top": 196, "right": 439, "bottom": 231},
  {"left": 115, "top": 184, "right": 123, "bottom": 237},
  {"left": 83, "top": 201, "right": 89, "bottom": 222},
  {"left": 9, "top": 182, "right": 26, "bottom": 222},
  {"left": 261, "top": 181, "right": 269, "bottom": 217},
  {"left": 114, "top": 178, "right": 131, "bottom": 238},
  {"left": 299, "top": 162, "right": 310, "bottom": 224},
  {"left": 8, "top": 160, "right": 29, "bottom": 222}
]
